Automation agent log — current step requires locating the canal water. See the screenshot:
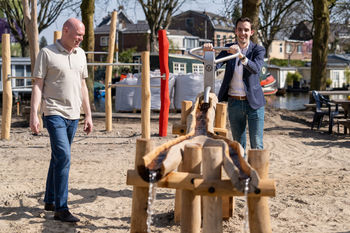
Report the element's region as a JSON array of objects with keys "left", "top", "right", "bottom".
[{"left": 265, "top": 92, "right": 310, "bottom": 110}]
